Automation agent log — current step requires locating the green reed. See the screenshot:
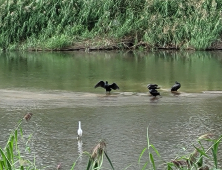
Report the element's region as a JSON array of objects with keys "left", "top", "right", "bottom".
[
  {"left": 0, "top": 113, "right": 39, "bottom": 170},
  {"left": 139, "top": 128, "right": 222, "bottom": 170},
  {"left": 138, "top": 127, "right": 160, "bottom": 170},
  {"left": 85, "top": 140, "right": 114, "bottom": 170},
  {"left": 0, "top": 113, "right": 114, "bottom": 170},
  {"left": 1, "top": 0, "right": 222, "bottom": 50}
]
